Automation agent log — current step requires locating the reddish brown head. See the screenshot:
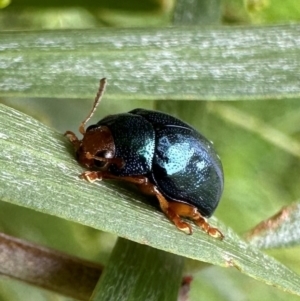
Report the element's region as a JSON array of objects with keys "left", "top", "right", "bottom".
[{"left": 76, "top": 126, "right": 115, "bottom": 168}]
